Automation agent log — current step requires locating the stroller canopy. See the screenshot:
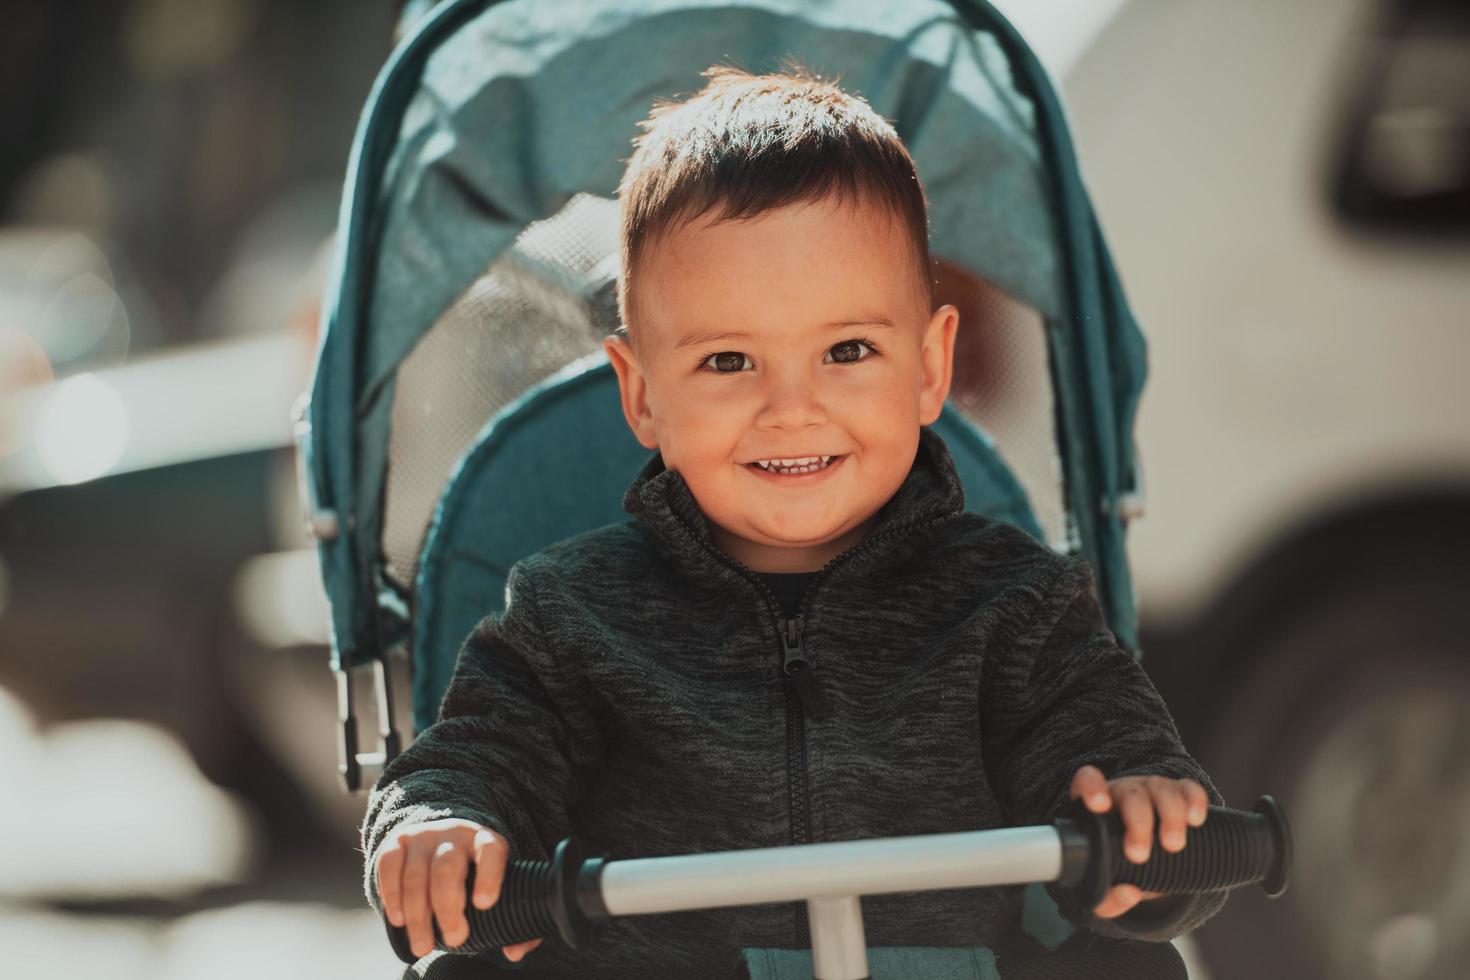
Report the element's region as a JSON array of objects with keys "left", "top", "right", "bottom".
[{"left": 305, "top": 0, "right": 1148, "bottom": 691}]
